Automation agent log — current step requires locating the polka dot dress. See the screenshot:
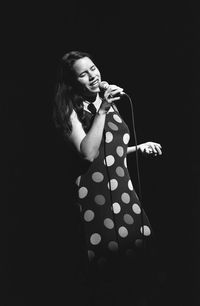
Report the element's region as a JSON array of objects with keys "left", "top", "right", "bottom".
[{"left": 76, "top": 107, "right": 153, "bottom": 272}]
